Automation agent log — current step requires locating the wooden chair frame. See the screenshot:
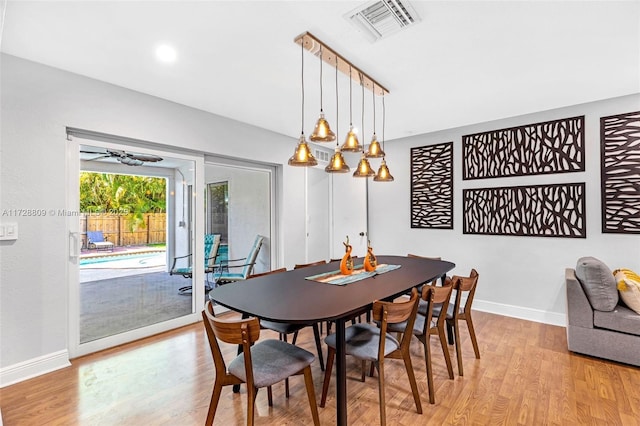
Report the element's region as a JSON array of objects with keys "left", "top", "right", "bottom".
[
  {"left": 419, "top": 282, "right": 455, "bottom": 404},
  {"left": 320, "top": 289, "right": 423, "bottom": 425},
  {"left": 449, "top": 269, "right": 480, "bottom": 376},
  {"left": 201, "top": 302, "right": 320, "bottom": 426}
]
